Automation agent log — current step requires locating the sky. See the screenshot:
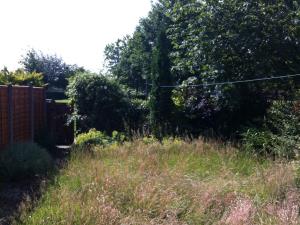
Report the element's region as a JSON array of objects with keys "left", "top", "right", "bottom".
[{"left": 0, "top": 0, "right": 153, "bottom": 72}]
